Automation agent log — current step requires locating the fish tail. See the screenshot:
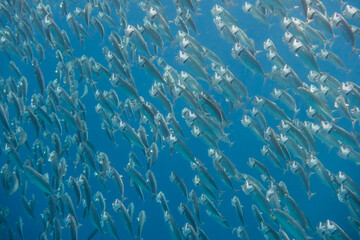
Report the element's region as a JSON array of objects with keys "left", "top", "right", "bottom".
[
  {"left": 350, "top": 48, "right": 360, "bottom": 57},
  {"left": 308, "top": 192, "right": 316, "bottom": 199}
]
